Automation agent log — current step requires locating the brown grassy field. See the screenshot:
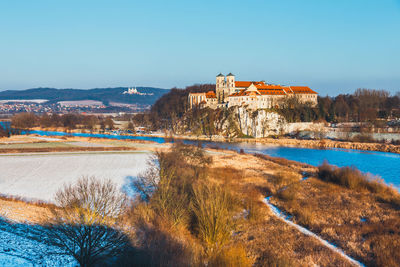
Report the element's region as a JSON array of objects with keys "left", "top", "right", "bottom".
[{"left": 0, "top": 135, "right": 168, "bottom": 153}]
